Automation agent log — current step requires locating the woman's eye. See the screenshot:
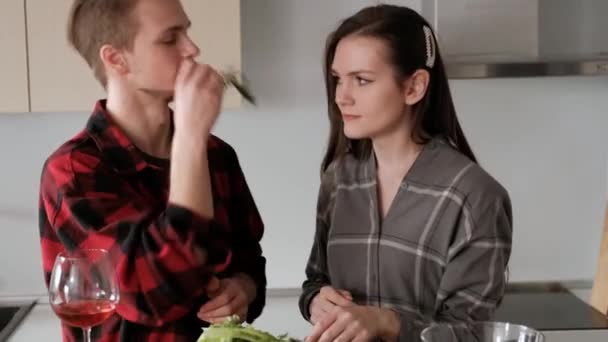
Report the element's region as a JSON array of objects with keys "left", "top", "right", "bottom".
[{"left": 356, "top": 76, "right": 371, "bottom": 85}]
